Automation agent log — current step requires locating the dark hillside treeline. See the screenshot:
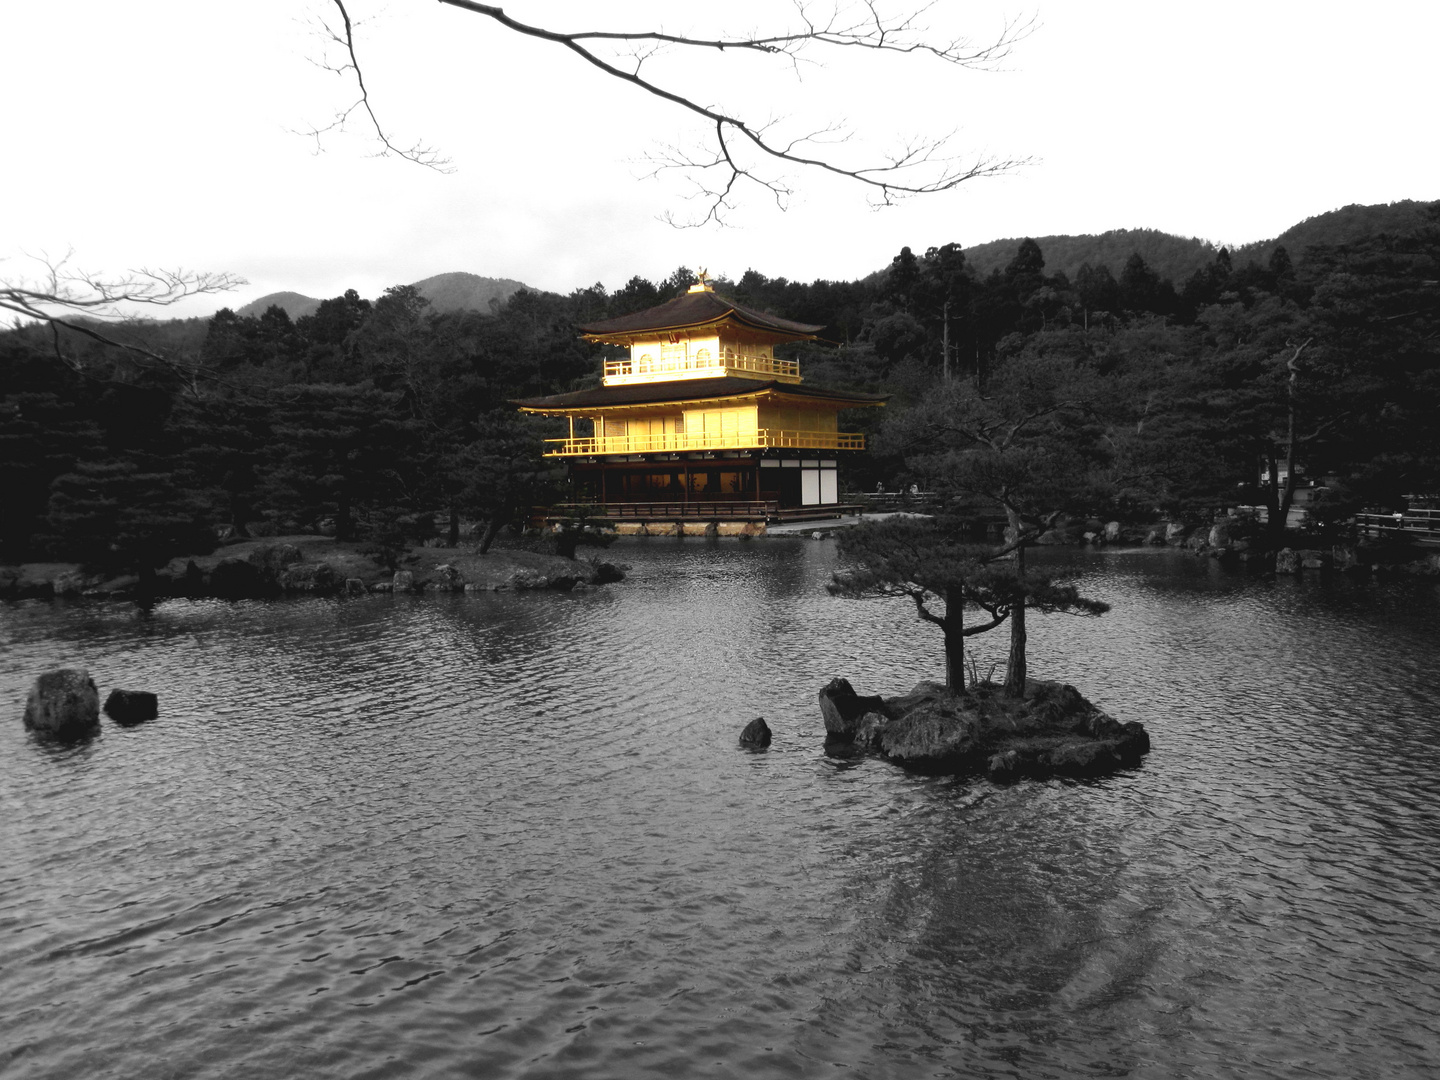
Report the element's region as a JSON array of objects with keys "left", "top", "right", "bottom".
[
  {"left": 3, "top": 203, "right": 1438, "bottom": 573},
  {"left": 959, "top": 200, "right": 1434, "bottom": 285}
]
